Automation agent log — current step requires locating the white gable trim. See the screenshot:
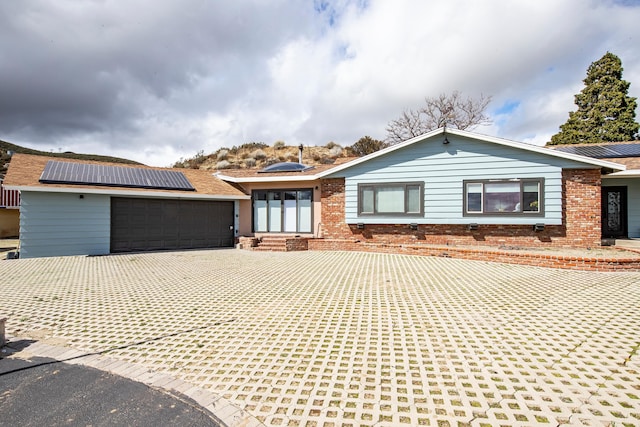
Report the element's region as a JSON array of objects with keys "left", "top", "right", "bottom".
[
  {"left": 316, "top": 128, "right": 625, "bottom": 178},
  {"left": 214, "top": 173, "right": 320, "bottom": 183},
  {"left": 602, "top": 169, "right": 640, "bottom": 178}
]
